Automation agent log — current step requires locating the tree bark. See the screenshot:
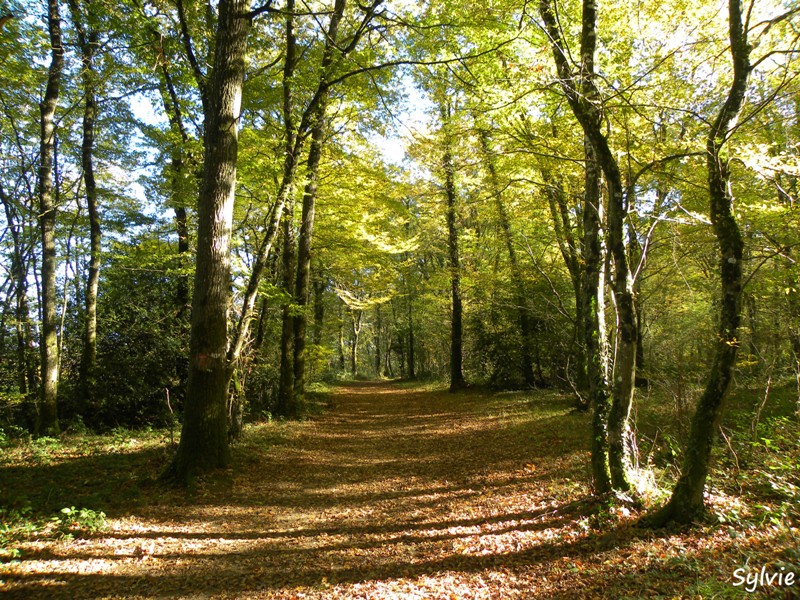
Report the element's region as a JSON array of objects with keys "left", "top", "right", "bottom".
[
  {"left": 37, "top": 0, "right": 64, "bottom": 436},
  {"left": 227, "top": 0, "right": 298, "bottom": 377},
  {"left": 374, "top": 303, "right": 382, "bottom": 376},
  {"left": 350, "top": 309, "right": 362, "bottom": 376},
  {"left": 277, "top": 207, "right": 297, "bottom": 417},
  {"left": 647, "top": 0, "right": 749, "bottom": 525},
  {"left": 292, "top": 0, "right": 357, "bottom": 405},
  {"left": 540, "top": 0, "right": 637, "bottom": 492},
  {"left": 542, "top": 168, "right": 587, "bottom": 399},
  {"left": 69, "top": 0, "right": 101, "bottom": 409},
  {"left": 312, "top": 274, "right": 325, "bottom": 346},
  {"left": 338, "top": 301, "right": 346, "bottom": 371},
  {"left": 293, "top": 96, "right": 330, "bottom": 405},
  {"left": 0, "top": 186, "right": 35, "bottom": 399},
  {"left": 582, "top": 140, "right": 613, "bottom": 495},
  {"left": 165, "top": 0, "right": 251, "bottom": 482},
  {"left": 150, "top": 21, "right": 195, "bottom": 317},
  {"left": 441, "top": 103, "right": 465, "bottom": 392}
]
